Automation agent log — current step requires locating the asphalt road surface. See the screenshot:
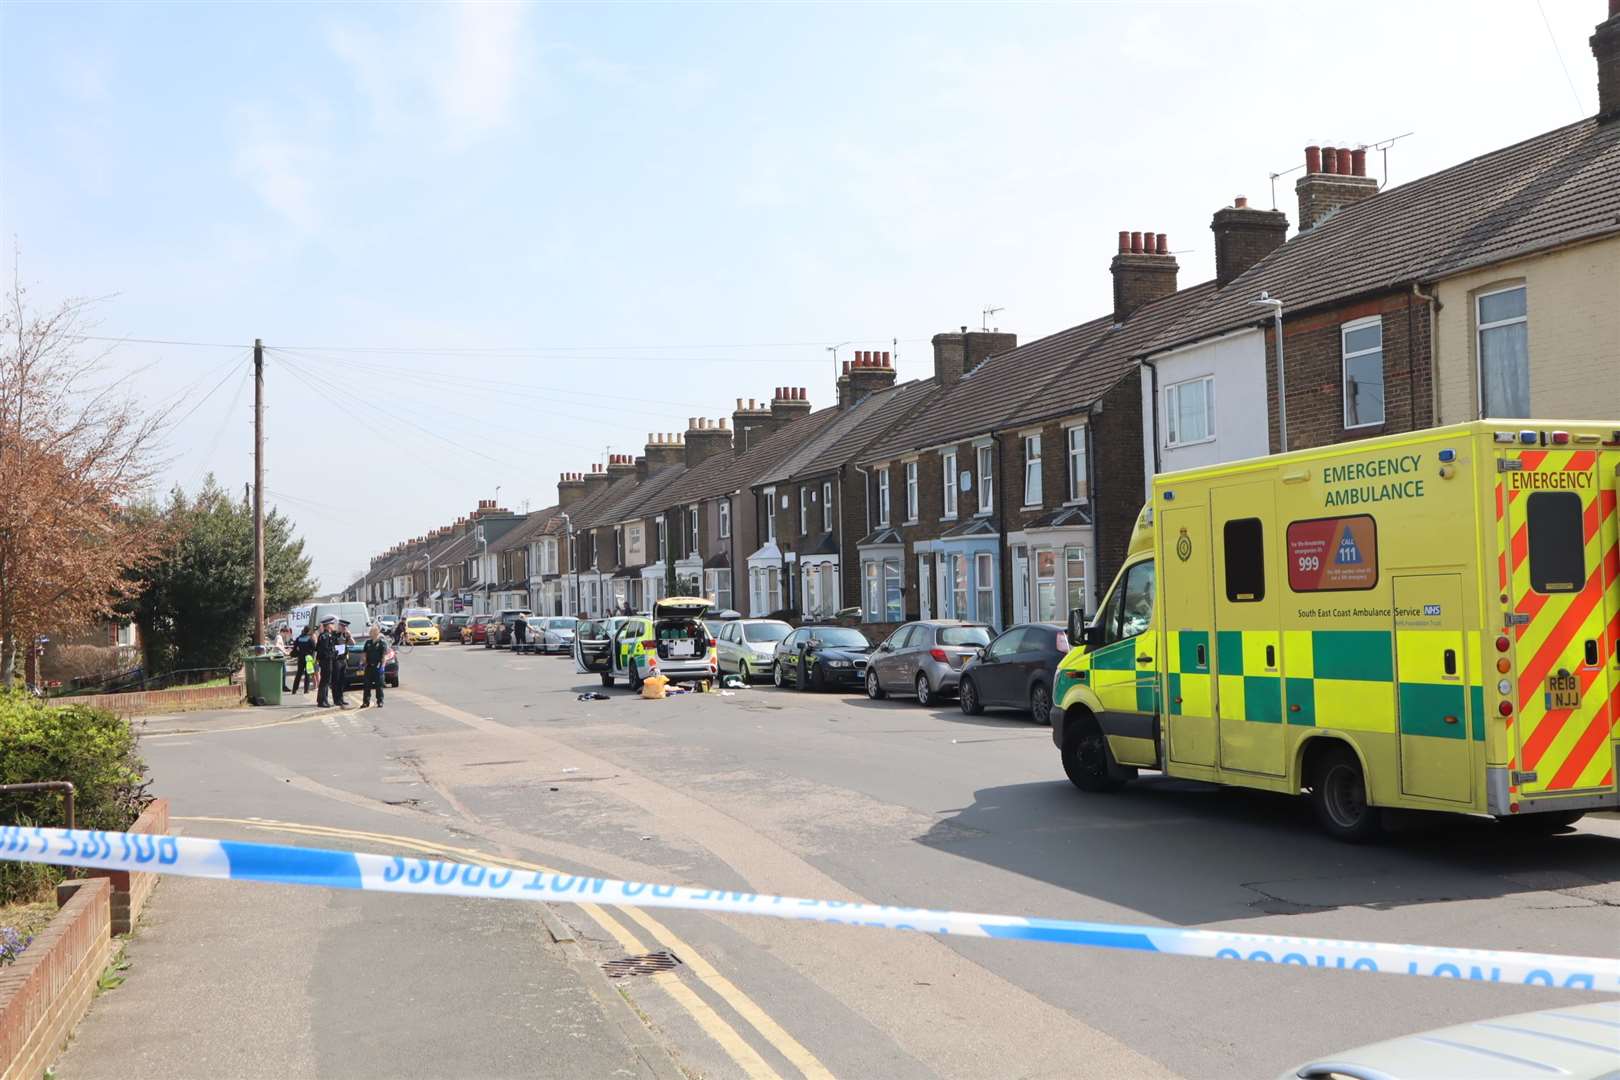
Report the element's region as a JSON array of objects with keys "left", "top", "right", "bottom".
[{"left": 59, "top": 642, "right": 1620, "bottom": 1079}]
